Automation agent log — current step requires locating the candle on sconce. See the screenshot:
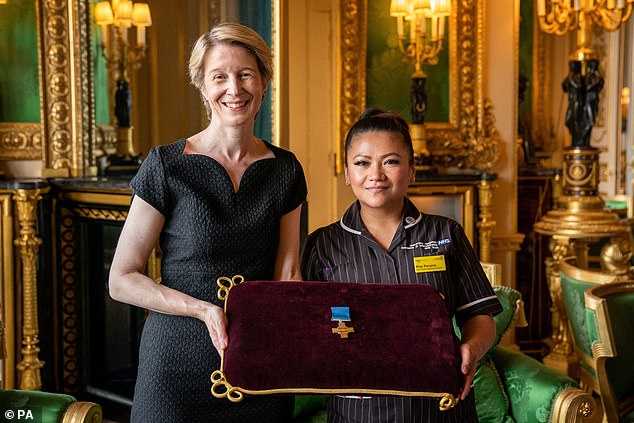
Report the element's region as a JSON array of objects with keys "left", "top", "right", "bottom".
[
  {"left": 137, "top": 26, "right": 146, "bottom": 46},
  {"left": 537, "top": 0, "right": 546, "bottom": 16},
  {"left": 410, "top": 16, "right": 416, "bottom": 41},
  {"left": 431, "top": 15, "right": 438, "bottom": 41},
  {"left": 101, "top": 25, "right": 110, "bottom": 51},
  {"left": 397, "top": 16, "right": 404, "bottom": 38},
  {"left": 574, "top": 0, "right": 581, "bottom": 10},
  {"left": 439, "top": 16, "right": 445, "bottom": 38}
]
